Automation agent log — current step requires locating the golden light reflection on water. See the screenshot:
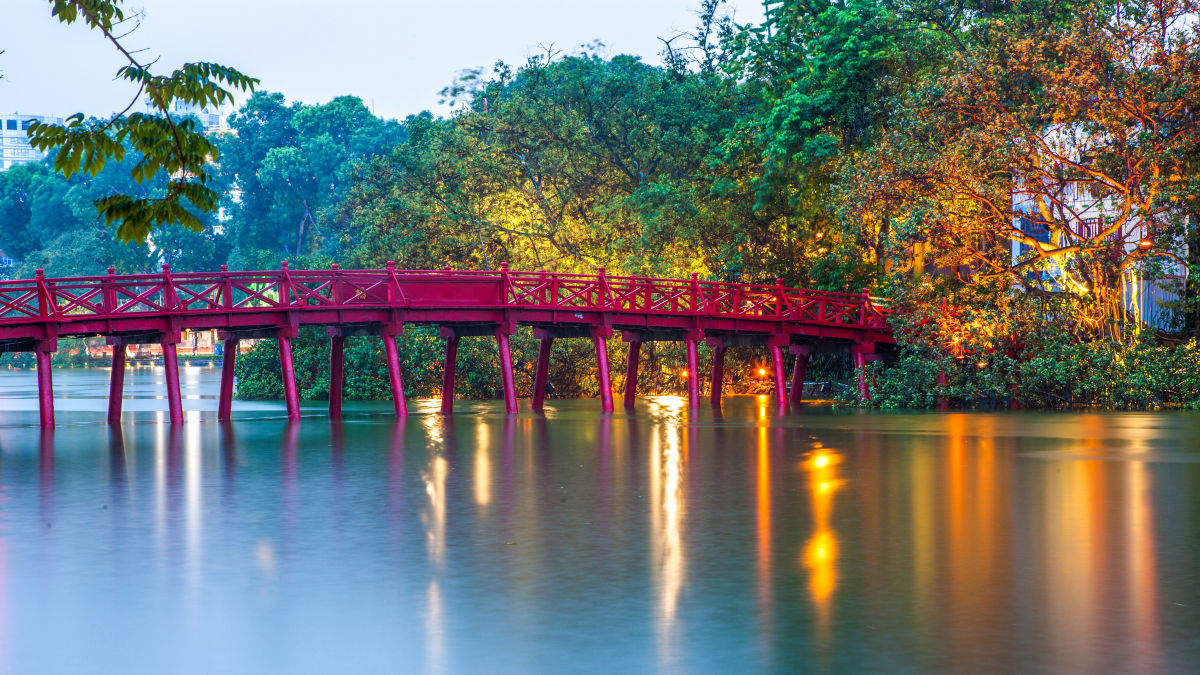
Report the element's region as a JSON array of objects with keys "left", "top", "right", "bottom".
[
  {"left": 802, "top": 447, "right": 842, "bottom": 621},
  {"left": 756, "top": 424, "right": 771, "bottom": 627},
  {"left": 648, "top": 401, "right": 686, "bottom": 670},
  {"left": 474, "top": 422, "right": 491, "bottom": 506},
  {"left": 421, "top": 415, "right": 450, "bottom": 674},
  {"left": 1034, "top": 416, "right": 1162, "bottom": 673}
]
